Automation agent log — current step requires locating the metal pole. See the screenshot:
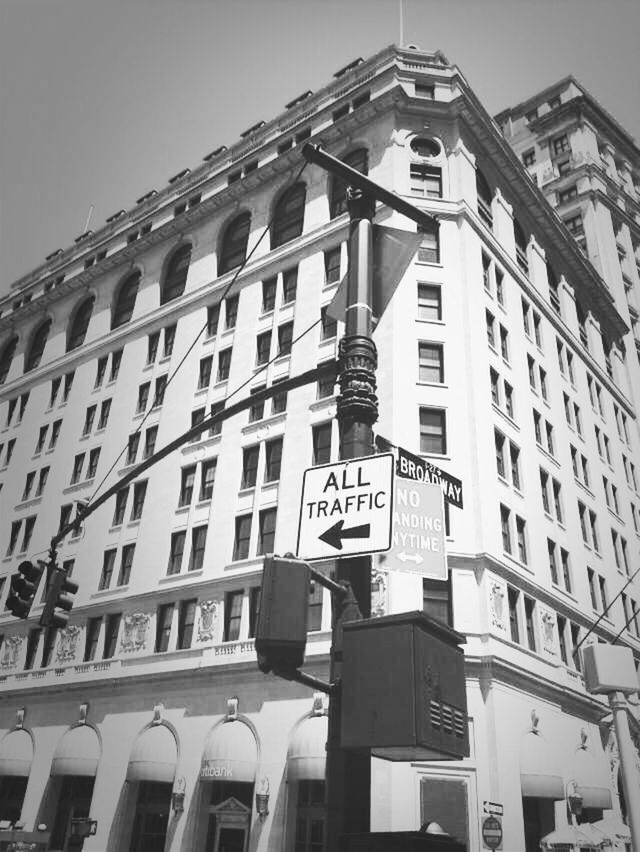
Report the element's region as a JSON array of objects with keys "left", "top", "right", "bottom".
[
  {"left": 324, "top": 187, "right": 378, "bottom": 852},
  {"left": 609, "top": 691, "right": 640, "bottom": 852}
]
